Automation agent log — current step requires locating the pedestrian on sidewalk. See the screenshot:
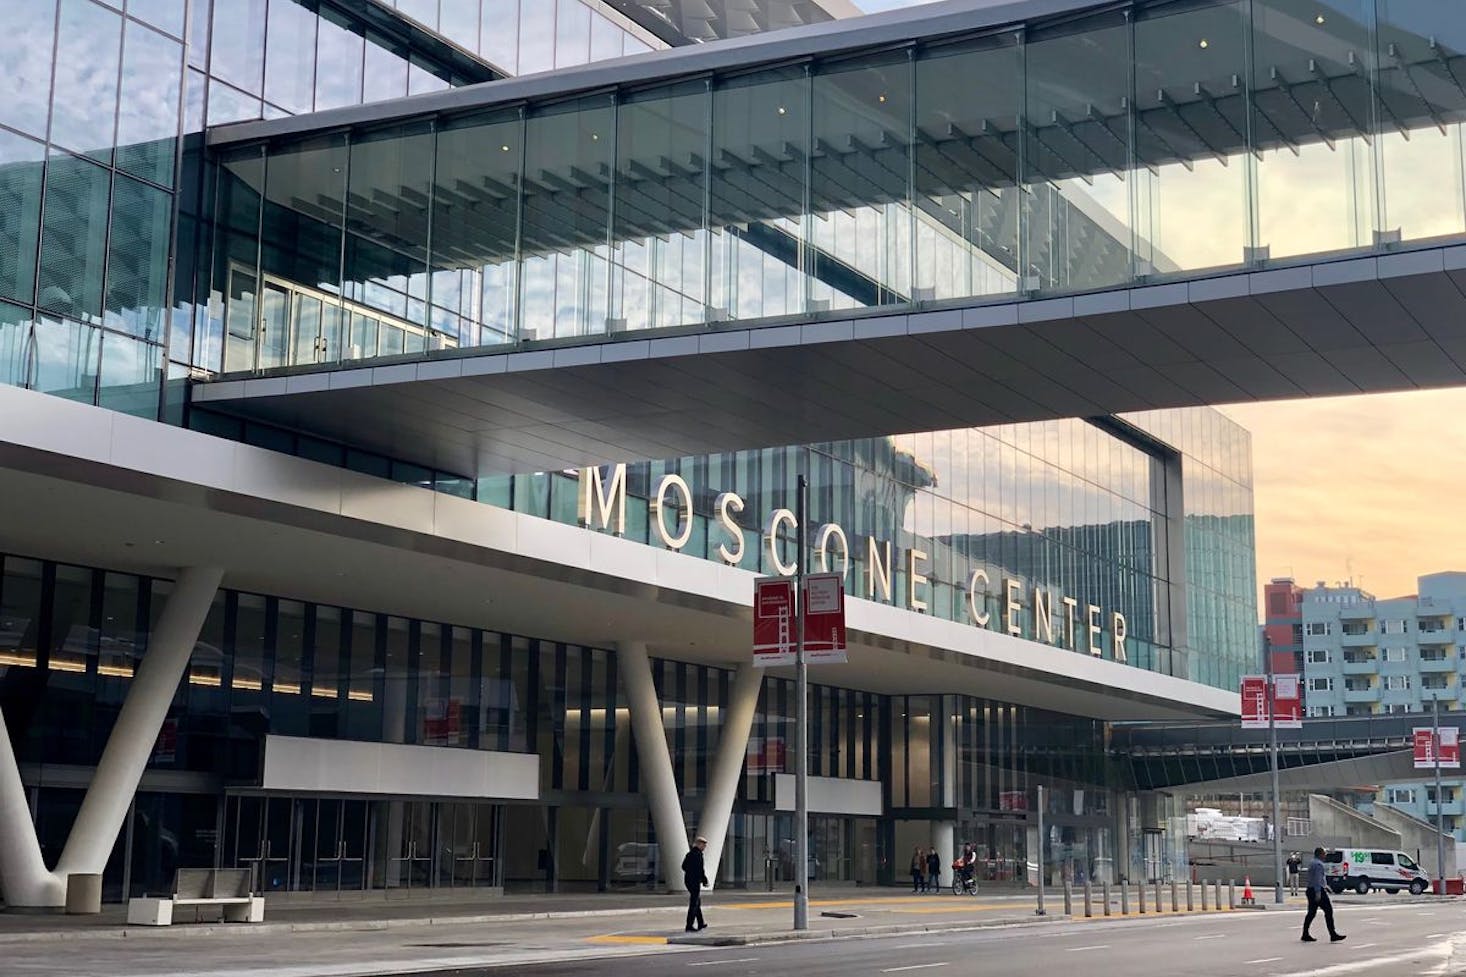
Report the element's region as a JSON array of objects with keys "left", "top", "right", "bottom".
[
  {"left": 926, "top": 847, "right": 941, "bottom": 895},
  {"left": 910, "top": 846, "right": 926, "bottom": 892},
  {"left": 683, "top": 836, "right": 709, "bottom": 932},
  {"left": 1301, "top": 847, "right": 1345, "bottom": 944},
  {"left": 1286, "top": 851, "right": 1302, "bottom": 896}
]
